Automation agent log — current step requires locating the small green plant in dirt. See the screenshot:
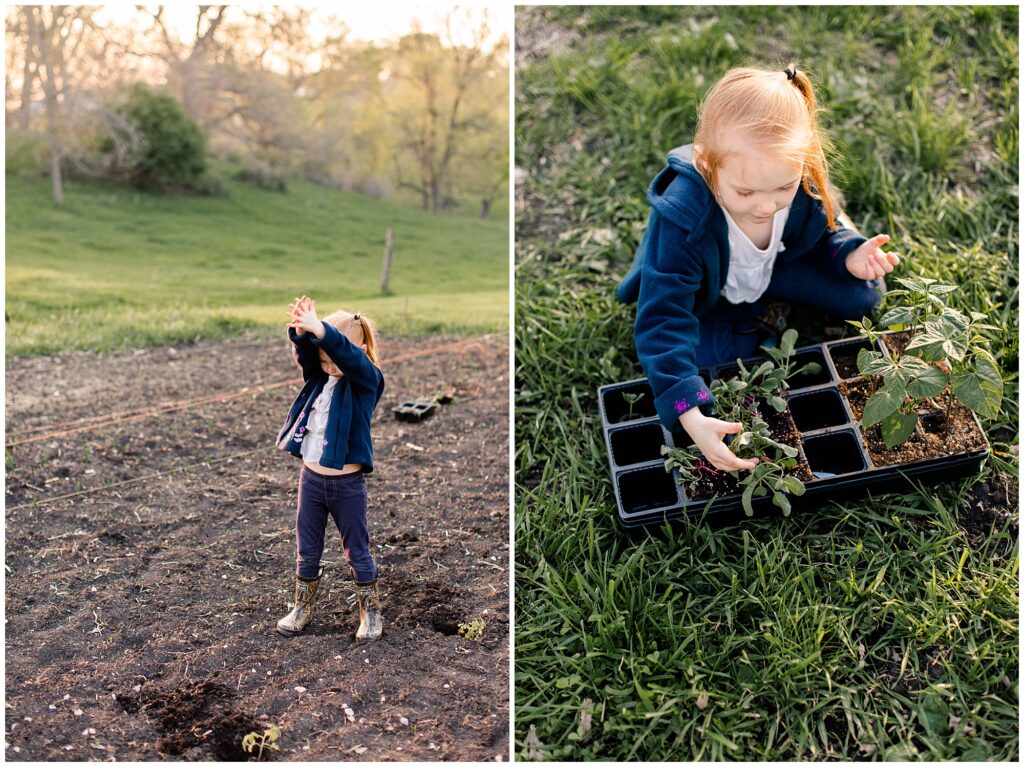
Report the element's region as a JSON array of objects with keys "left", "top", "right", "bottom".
[
  {"left": 458, "top": 618, "right": 486, "bottom": 640},
  {"left": 712, "top": 329, "right": 822, "bottom": 419},
  {"left": 729, "top": 415, "right": 806, "bottom": 516},
  {"left": 662, "top": 329, "right": 815, "bottom": 515},
  {"left": 241, "top": 724, "right": 280, "bottom": 760},
  {"left": 621, "top": 391, "right": 647, "bottom": 420},
  {"left": 855, "top": 277, "right": 1004, "bottom": 446}
]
